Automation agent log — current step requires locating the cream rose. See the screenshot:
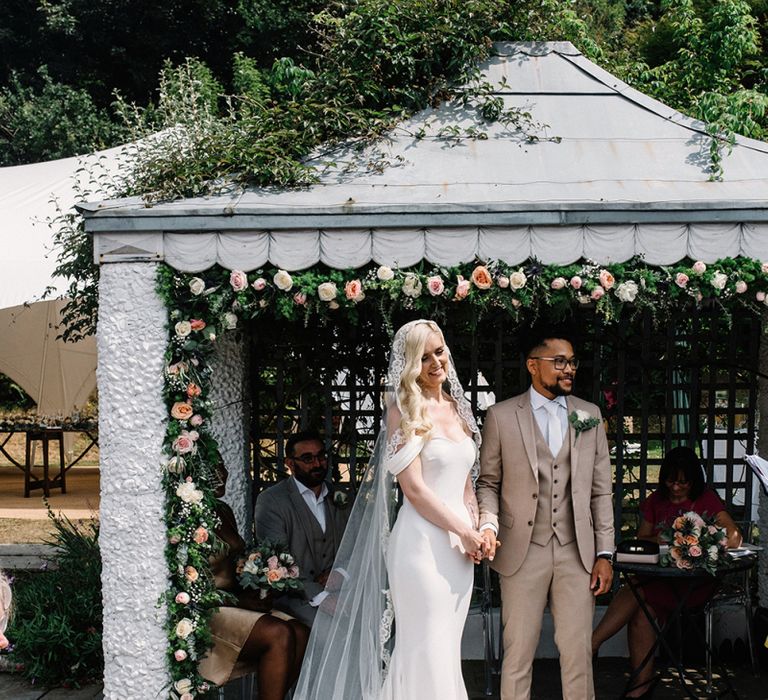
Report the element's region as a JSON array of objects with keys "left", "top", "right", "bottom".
[
  {"left": 273, "top": 269, "right": 294, "bottom": 291},
  {"left": 497, "top": 275, "right": 510, "bottom": 289},
  {"left": 711, "top": 271, "right": 727, "bottom": 290},
  {"left": 224, "top": 312, "right": 238, "bottom": 329},
  {"left": 376, "top": 265, "right": 395, "bottom": 281},
  {"left": 427, "top": 276, "right": 445, "bottom": 296},
  {"left": 401, "top": 273, "right": 422, "bottom": 298},
  {"left": 175, "top": 619, "right": 194, "bottom": 639},
  {"left": 757, "top": 291, "right": 766, "bottom": 302},
  {"left": 550, "top": 277, "right": 566, "bottom": 290},
  {"left": 318, "top": 282, "right": 338, "bottom": 302},
  {"left": 229, "top": 270, "right": 248, "bottom": 291},
  {"left": 174, "top": 679, "right": 193, "bottom": 695},
  {"left": 615, "top": 280, "right": 639, "bottom": 303},
  {"left": 735, "top": 280, "right": 747, "bottom": 293},
  {"left": 509, "top": 270, "right": 527, "bottom": 290},
  {"left": 175, "top": 321, "right": 192, "bottom": 338},
  {"left": 189, "top": 277, "right": 205, "bottom": 295},
  {"left": 176, "top": 480, "right": 204, "bottom": 505}
]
